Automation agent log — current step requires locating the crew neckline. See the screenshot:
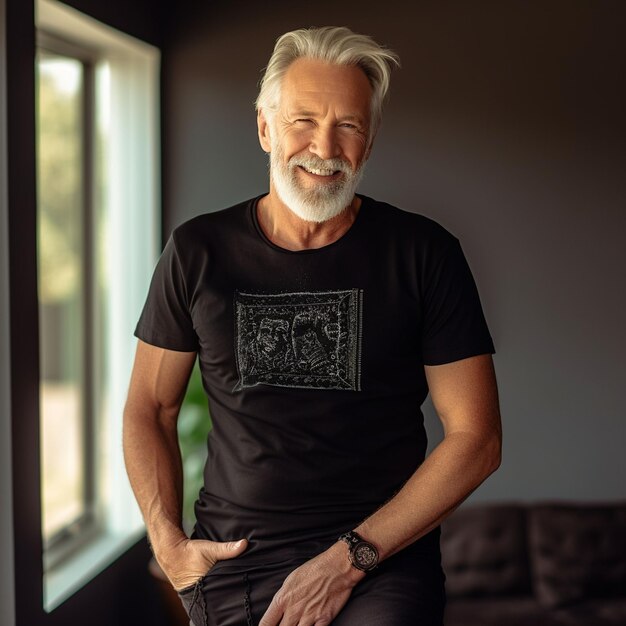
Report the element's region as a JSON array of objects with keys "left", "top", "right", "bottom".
[{"left": 249, "top": 194, "right": 369, "bottom": 255}]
